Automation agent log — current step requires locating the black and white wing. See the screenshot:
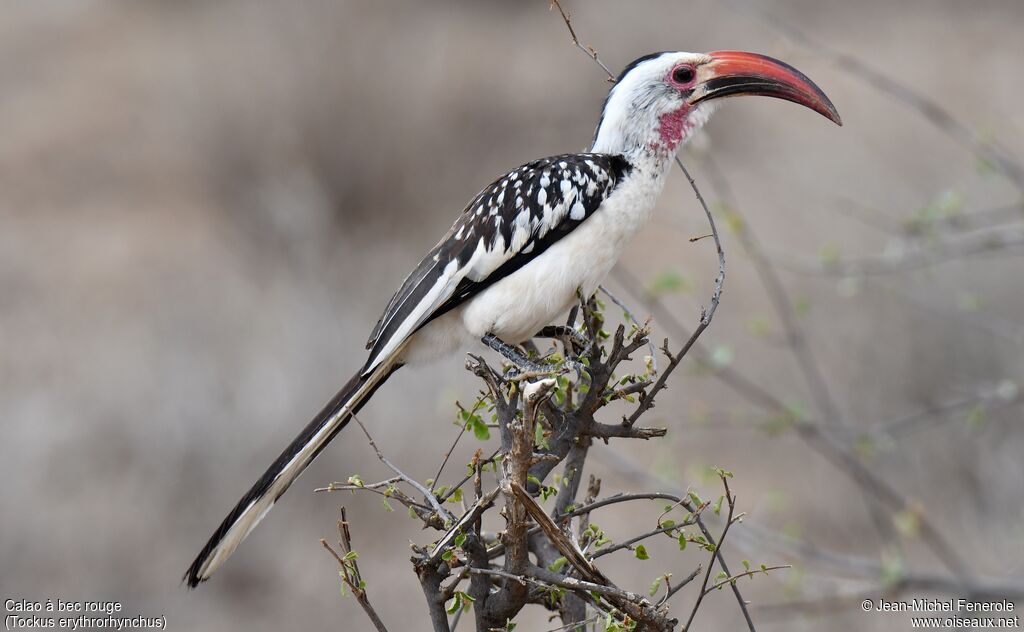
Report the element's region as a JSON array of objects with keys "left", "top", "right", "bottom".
[{"left": 362, "top": 153, "right": 633, "bottom": 374}]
